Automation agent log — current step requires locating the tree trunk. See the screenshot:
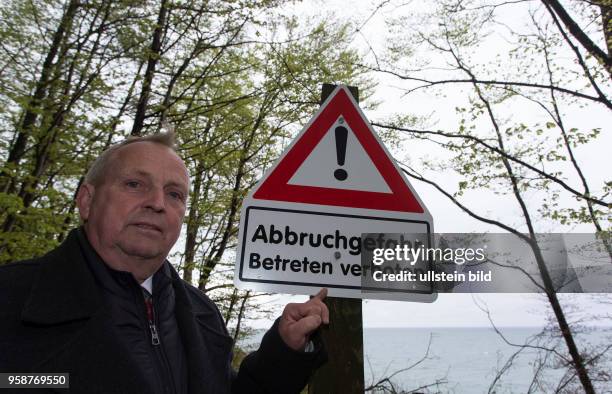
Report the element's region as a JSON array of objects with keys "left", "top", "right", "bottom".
[
  {"left": 131, "top": 0, "right": 169, "bottom": 136},
  {"left": 183, "top": 160, "right": 206, "bottom": 284},
  {"left": 198, "top": 91, "right": 280, "bottom": 288},
  {"left": 0, "top": 0, "right": 80, "bottom": 194},
  {"left": 542, "top": 0, "right": 611, "bottom": 77},
  {"left": 2, "top": 0, "right": 109, "bottom": 233},
  {"left": 592, "top": 0, "right": 612, "bottom": 56},
  {"left": 603, "top": 1, "right": 612, "bottom": 56},
  {"left": 224, "top": 288, "right": 239, "bottom": 325},
  {"left": 470, "top": 75, "right": 596, "bottom": 393},
  {"left": 232, "top": 291, "right": 250, "bottom": 346}
]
